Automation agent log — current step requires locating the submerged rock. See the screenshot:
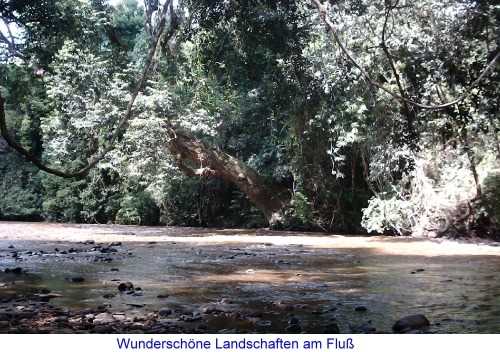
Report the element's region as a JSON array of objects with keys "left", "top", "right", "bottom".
[
  {"left": 255, "top": 320, "right": 272, "bottom": 331},
  {"left": 70, "top": 277, "right": 85, "bottom": 283},
  {"left": 4, "top": 267, "right": 23, "bottom": 274},
  {"left": 323, "top": 322, "right": 340, "bottom": 333},
  {"left": 286, "top": 316, "right": 302, "bottom": 333},
  {"left": 158, "top": 308, "right": 172, "bottom": 317},
  {"left": 349, "top": 321, "right": 376, "bottom": 333},
  {"left": 33, "top": 293, "right": 63, "bottom": 302},
  {"left": 286, "top": 324, "right": 302, "bottom": 333},
  {"left": 392, "top": 314, "right": 430, "bottom": 332}
]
